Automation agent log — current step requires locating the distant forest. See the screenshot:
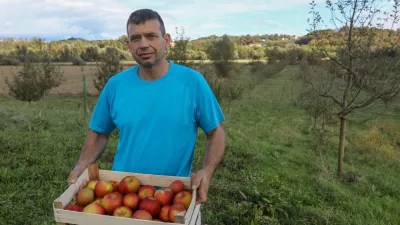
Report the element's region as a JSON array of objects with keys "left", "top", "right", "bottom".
[{"left": 1, "top": 27, "right": 399, "bottom": 65}]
